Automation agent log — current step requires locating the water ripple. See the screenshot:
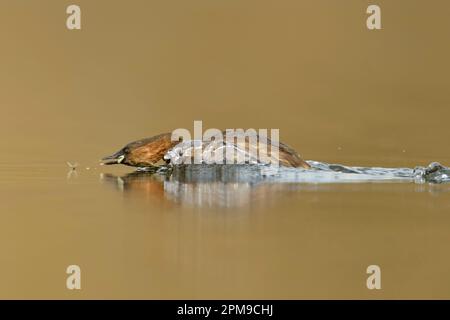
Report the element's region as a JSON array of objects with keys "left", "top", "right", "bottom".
[{"left": 139, "top": 161, "right": 450, "bottom": 184}]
